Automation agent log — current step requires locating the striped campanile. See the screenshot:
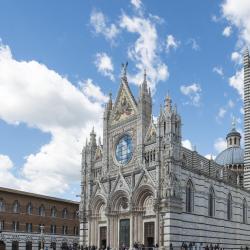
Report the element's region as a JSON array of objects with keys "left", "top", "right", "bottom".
[{"left": 244, "top": 48, "right": 250, "bottom": 189}]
